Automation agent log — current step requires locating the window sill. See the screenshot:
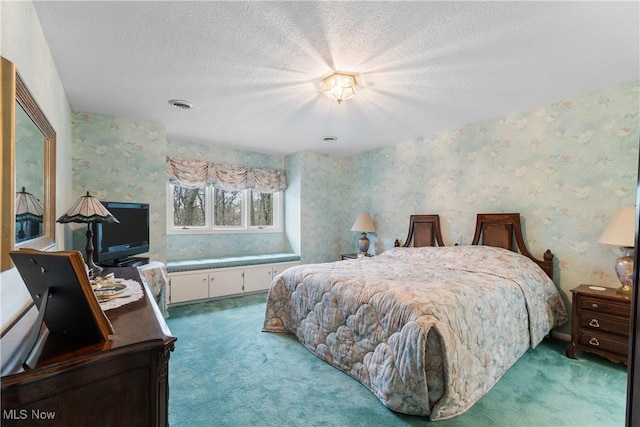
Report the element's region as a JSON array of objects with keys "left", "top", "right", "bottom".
[{"left": 167, "top": 227, "right": 283, "bottom": 235}]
